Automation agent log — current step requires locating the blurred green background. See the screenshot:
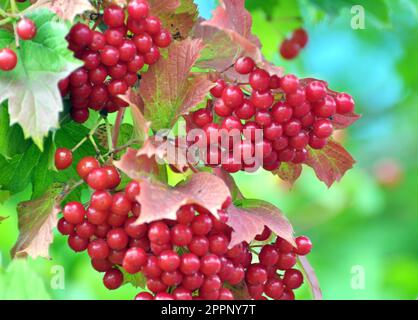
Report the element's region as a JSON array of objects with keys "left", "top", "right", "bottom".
[{"left": 1, "top": 0, "right": 418, "bottom": 300}]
